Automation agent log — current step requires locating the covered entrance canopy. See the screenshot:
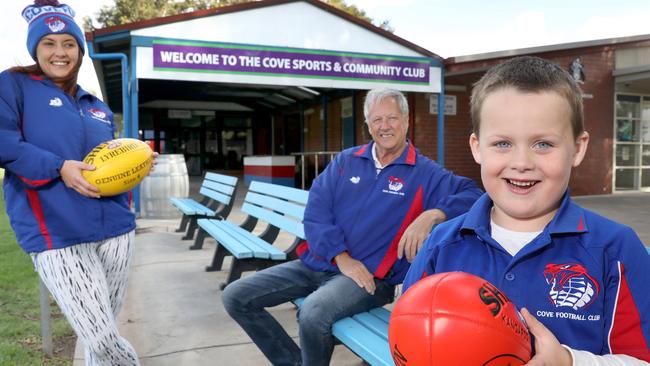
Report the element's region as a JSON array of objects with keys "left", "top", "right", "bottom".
[{"left": 89, "top": 0, "right": 444, "bottom": 140}]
